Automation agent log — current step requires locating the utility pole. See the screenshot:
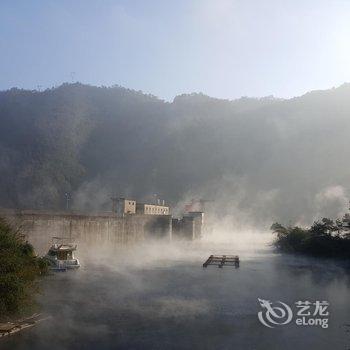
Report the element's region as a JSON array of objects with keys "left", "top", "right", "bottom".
[
  {"left": 70, "top": 71, "right": 76, "bottom": 83},
  {"left": 65, "top": 192, "right": 71, "bottom": 211},
  {"left": 153, "top": 193, "right": 158, "bottom": 205}
]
